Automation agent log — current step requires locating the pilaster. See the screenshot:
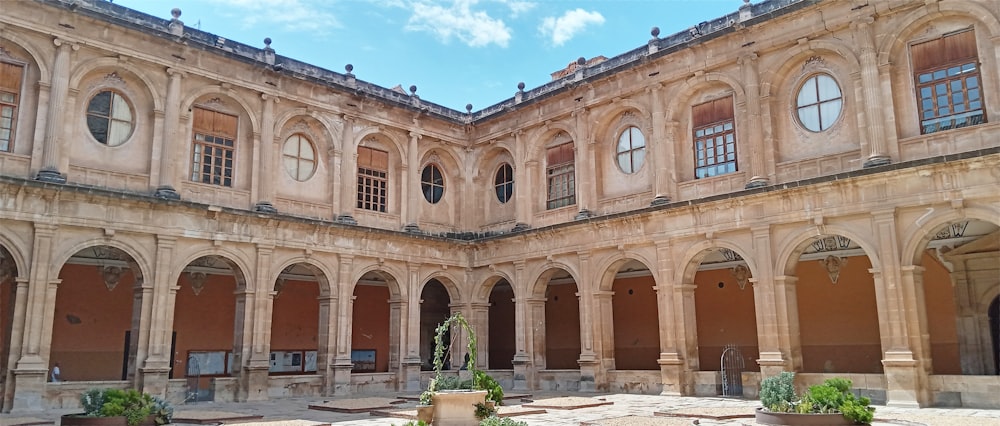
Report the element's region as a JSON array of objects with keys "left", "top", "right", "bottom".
[
  {"left": 36, "top": 38, "right": 77, "bottom": 183},
  {"left": 154, "top": 68, "right": 184, "bottom": 199}
]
